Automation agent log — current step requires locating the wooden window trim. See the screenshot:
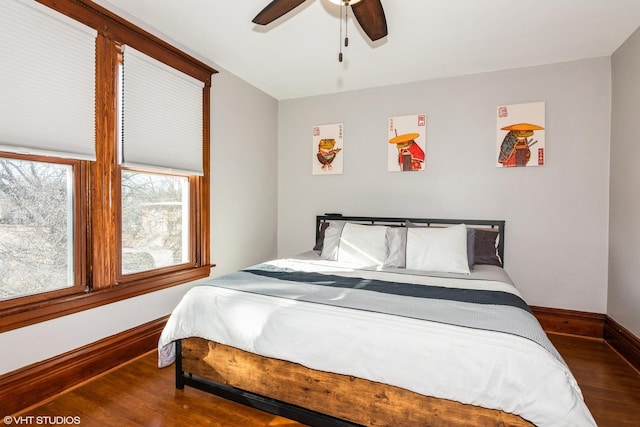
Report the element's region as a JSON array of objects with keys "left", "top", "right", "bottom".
[
  {"left": 46, "top": 0, "right": 214, "bottom": 84},
  {"left": 0, "top": 0, "right": 217, "bottom": 333},
  {"left": 0, "top": 266, "right": 212, "bottom": 332}
]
